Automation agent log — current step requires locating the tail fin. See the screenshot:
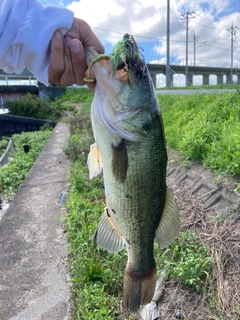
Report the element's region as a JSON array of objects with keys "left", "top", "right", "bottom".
[{"left": 123, "top": 263, "right": 156, "bottom": 313}]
